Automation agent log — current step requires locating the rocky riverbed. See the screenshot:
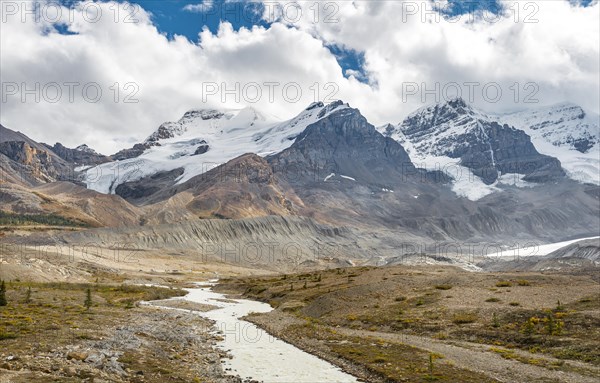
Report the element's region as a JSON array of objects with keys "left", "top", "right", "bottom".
[{"left": 0, "top": 284, "right": 242, "bottom": 383}]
